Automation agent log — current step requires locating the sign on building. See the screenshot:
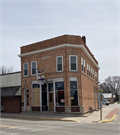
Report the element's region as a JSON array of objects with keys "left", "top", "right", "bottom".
[
  {"left": 37, "top": 70, "right": 44, "bottom": 80},
  {"left": 98, "top": 89, "right": 103, "bottom": 93}
]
